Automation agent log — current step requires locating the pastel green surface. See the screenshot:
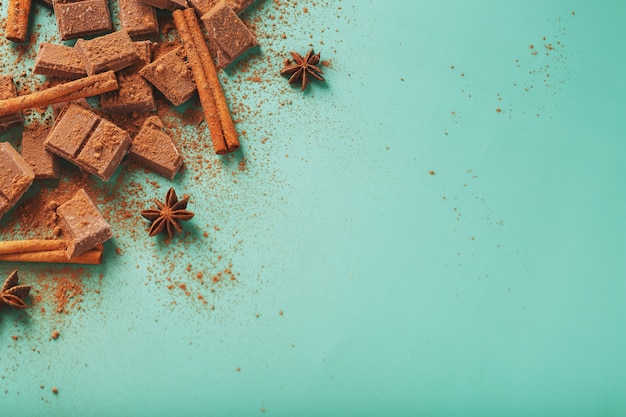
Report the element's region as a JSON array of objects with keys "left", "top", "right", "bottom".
[{"left": 1, "top": 0, "right": 625, "bottom": 415}]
